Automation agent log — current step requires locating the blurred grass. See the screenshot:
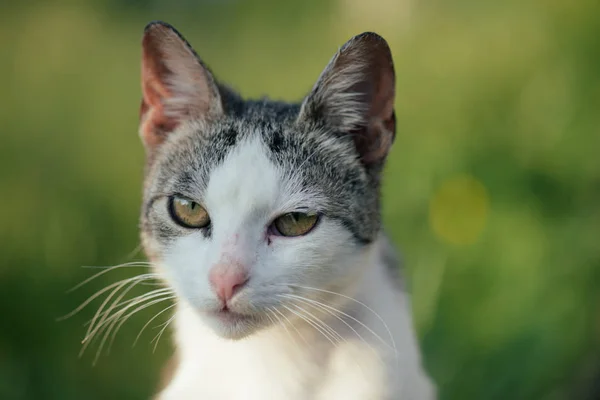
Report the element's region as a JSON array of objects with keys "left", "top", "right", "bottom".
[{"left": 1, "top": 0, "right": 599, "bottom": 399}]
